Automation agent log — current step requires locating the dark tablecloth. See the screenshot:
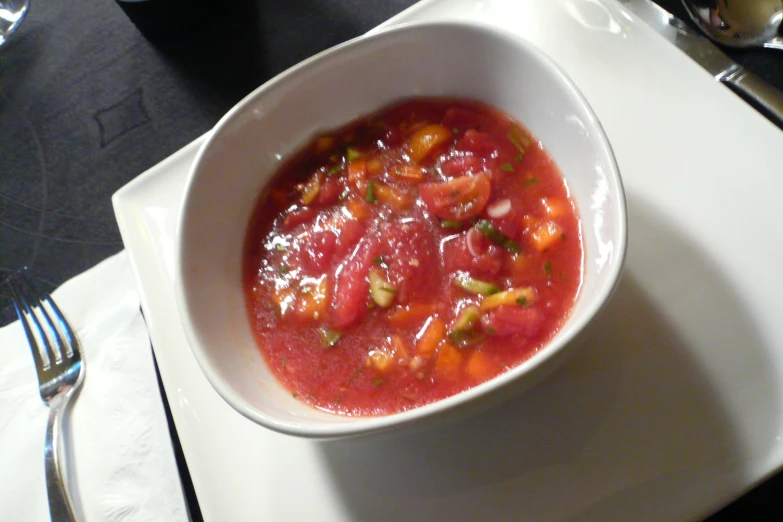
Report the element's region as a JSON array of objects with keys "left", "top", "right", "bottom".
[{"left": 1, "top": 0, "right": 781, "bottom": 520}]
